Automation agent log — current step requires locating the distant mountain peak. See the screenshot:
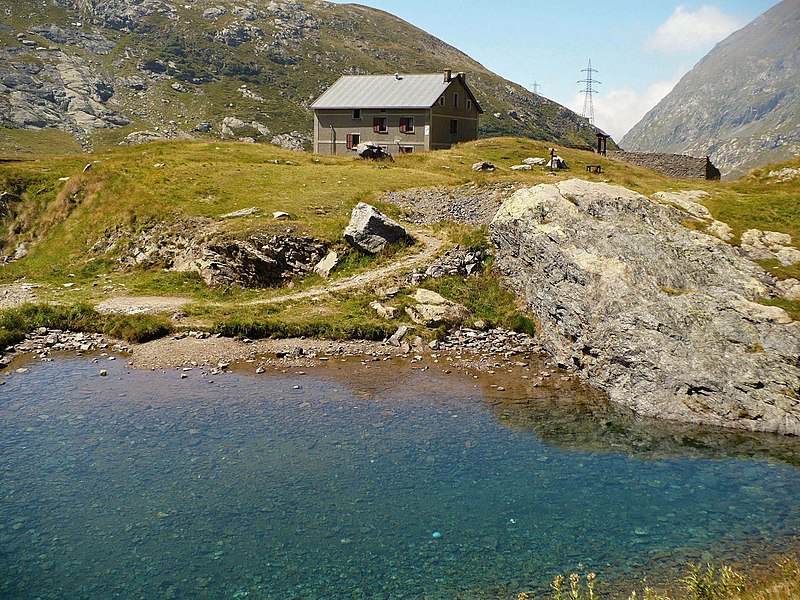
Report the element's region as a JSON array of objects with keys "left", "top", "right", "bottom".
[{"left": 620, "top": 0, "right": 800, "bottom": 179}]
